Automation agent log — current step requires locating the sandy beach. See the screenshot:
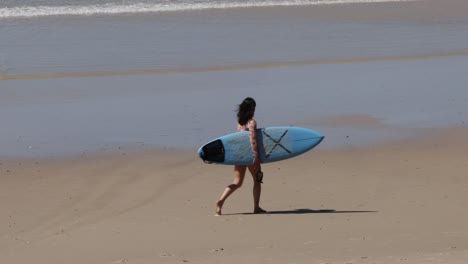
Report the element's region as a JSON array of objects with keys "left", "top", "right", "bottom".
[
  {"left": 1, "top": 0, "right": 468, "bottom": 263},
  {"left": 1, "top": 128, "right": 468, "bottom": 263}
]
